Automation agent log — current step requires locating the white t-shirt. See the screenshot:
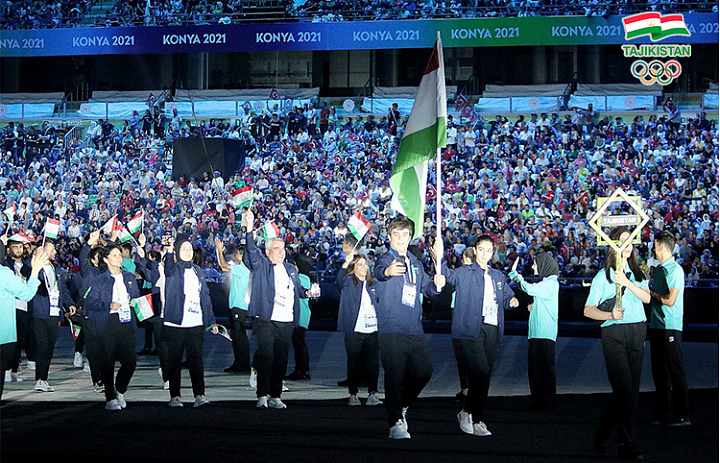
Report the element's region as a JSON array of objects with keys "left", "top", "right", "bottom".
[
  {"left": 354, "top": 282, "right": 378, "bottom": 334},
  {"left": 13, "top": 261, "right": 28, "bottom": 311},
  {"left": 271, "top": 264, "right": 295, "bottom": 323},
  {"left": 165, "top": 268, "right": 203, "bottom": 328},
  {"left": 482, "top": 271, "right": 498, "bottom": 326}
]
